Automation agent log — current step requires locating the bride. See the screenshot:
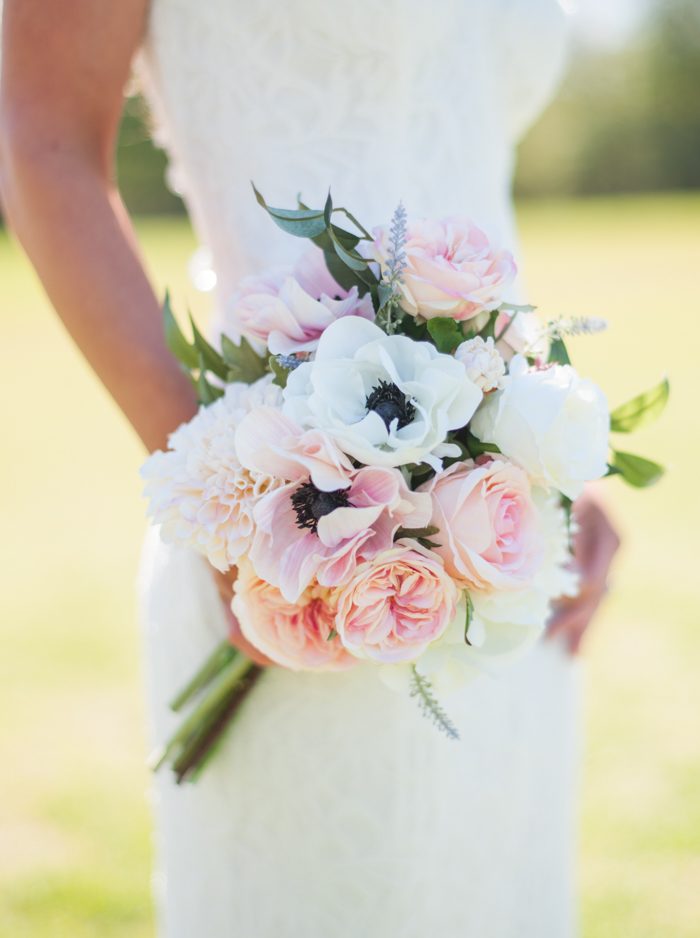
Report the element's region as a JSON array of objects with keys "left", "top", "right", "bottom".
[{"left": 0, "top": 1, "right": 620, "bottom": 935}]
